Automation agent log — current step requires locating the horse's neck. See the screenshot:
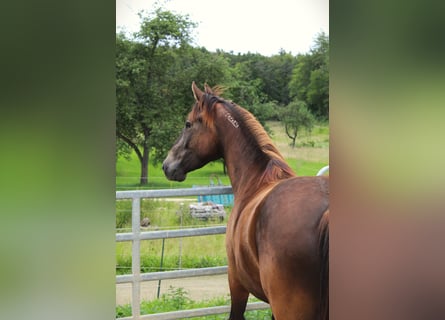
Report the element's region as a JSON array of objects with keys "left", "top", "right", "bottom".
[
  {"left": 218, "top": 118, "right": 274, "bottom": 200},
  {"left": 214, "top": 103, "right": 294, "bottom": 203},
  {"left": 225, "top": 148, "right": 266, "bottom": 198}
]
